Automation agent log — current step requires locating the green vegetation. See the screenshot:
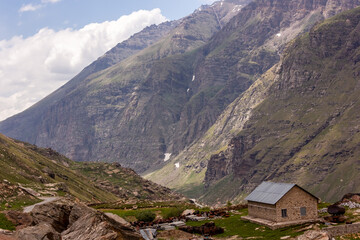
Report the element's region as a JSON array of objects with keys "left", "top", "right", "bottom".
[
  {"left": 135, "top": 210, "right": 156, "bottom": 222},
  {"left": 0, "top": 197, "right": 41, "bottom": 211},
  {"left": 161, "top": 207, "right": 185, "bottom": 219},
  {"left": 185, "top": 209, "right": 304, "bottom": 239},
  {"left": 0, "top": 213, "right": 15, "bottom": 231},
  {"left": 0, "top": 133, "right": 118, "bottom": 203},
  {"left": 92, "top": 200, "right": 191, "bottom": 210}
]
